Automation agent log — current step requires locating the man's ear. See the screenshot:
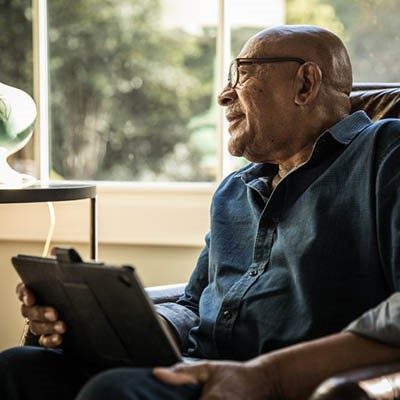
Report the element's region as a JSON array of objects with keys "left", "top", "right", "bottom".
[{"left": 294, "top": 62, "right": 322, "bottom": 105}]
